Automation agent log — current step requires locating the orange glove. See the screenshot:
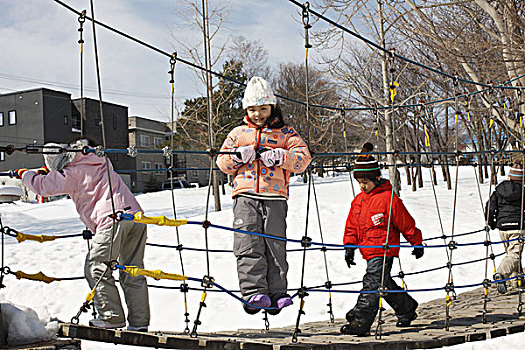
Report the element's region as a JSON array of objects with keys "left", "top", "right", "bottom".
[
  {"left": 10, "top": 168, "right": 28, "bottom": 179},
  {"left": 37, "top": 166, "right": 50, "bottom": 175}
]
